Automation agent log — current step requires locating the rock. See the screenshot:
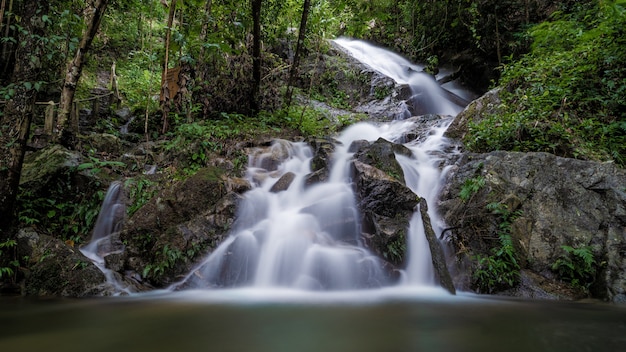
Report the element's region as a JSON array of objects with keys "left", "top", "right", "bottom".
[
  {"left": 445, "top": 87, "right": 502, "bottom": 141},
  {"left": 17, "top": 228, "right": 115, "bottom": 297},
  {"left": 20, "top": 144, "right": 82, "bottom": 187},
  {"left": 352, "top": 159, "right": 418, "bottom": 266},
  {"left": 270, "top": 172, "right": 296, "bottom": 192},
  {"left": 82, "top": 133, "right": 123, "bottom": 155},
  {"left": 353, "top": 137, "right": 412, "bottom": 184},
  {"left": 121, "top": 166, "right": 249, "bottom": 287},
  {"left": 250, "top": 139, "right": 296, "bottom": 171},
  {"left": 418, "top": 198, "right": 455, "bottom": 295},
  {"left": 439, "top": 151, "right": 626, "bottom": 302}
]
